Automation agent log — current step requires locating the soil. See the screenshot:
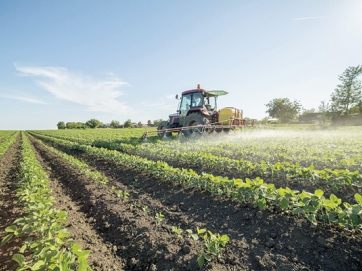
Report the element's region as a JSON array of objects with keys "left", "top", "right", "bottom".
[
  {"left": 25, "top": 133, "right": 362, "bottom": 271},
  {"left": 0, "top": 134, "right": 24, "bottom": 271}
]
